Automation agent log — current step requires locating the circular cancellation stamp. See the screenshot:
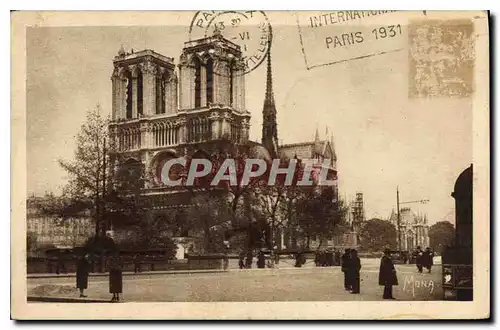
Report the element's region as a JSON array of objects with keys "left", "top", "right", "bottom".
[{"left": 189, "top": 10, "right": 271, "bottom": 75}]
